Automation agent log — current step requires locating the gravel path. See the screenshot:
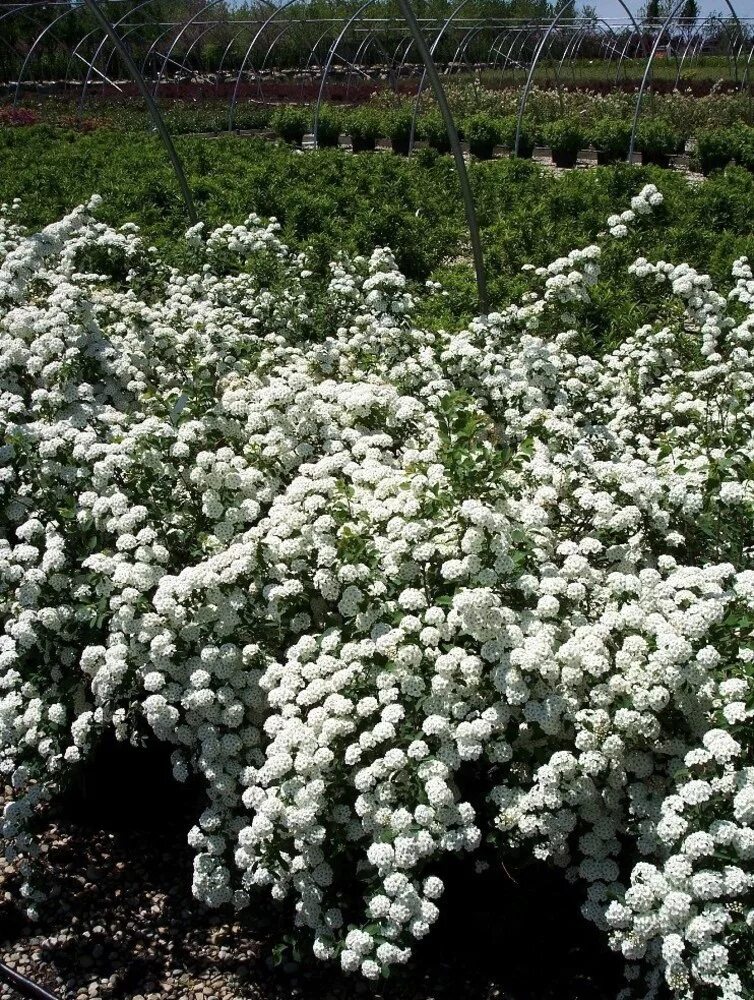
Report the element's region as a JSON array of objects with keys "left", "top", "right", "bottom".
[{"left": 0, "top": 817, "right": 265, "bottom": 1000}]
